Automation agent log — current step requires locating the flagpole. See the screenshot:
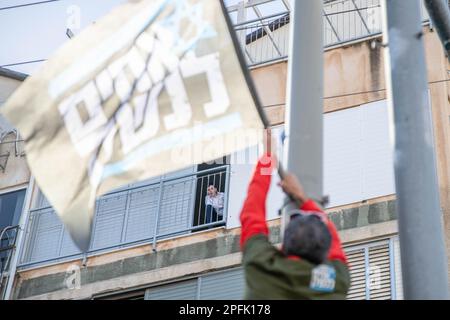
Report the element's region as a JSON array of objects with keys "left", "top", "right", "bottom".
[
  {"left": 281, "top": 0, "right": 324, "bottom": 227},
  {"left": 382, "top": 0, "right": 449, "bottom": 299}
]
